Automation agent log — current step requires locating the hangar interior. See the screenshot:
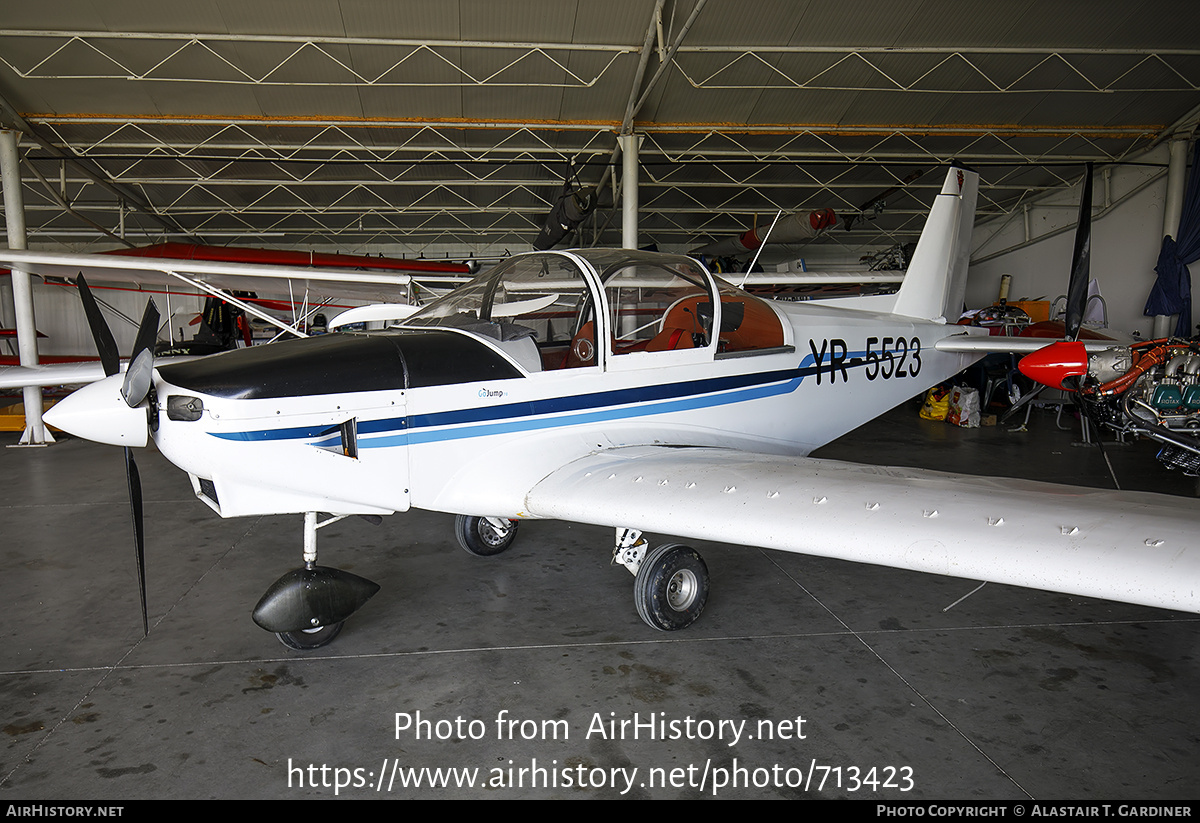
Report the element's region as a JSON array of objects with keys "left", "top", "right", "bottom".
[{"left": 1, "top": 0, "right": 1199, "bottom": 801}]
